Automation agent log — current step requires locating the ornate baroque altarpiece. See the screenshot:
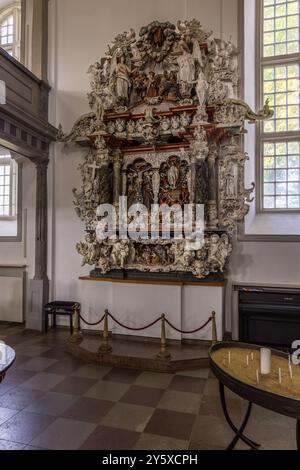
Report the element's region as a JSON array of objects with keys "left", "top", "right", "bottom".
[{"left": 58, "top": 20, "right": 273, "bottom": 280}]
